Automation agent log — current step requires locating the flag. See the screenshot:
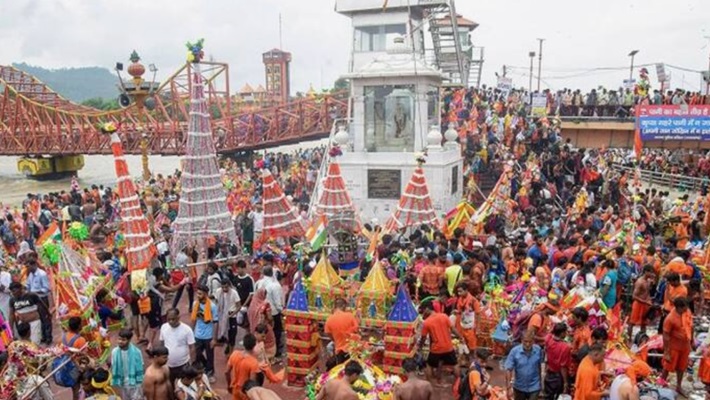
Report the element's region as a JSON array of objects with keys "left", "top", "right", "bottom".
[
  {"left": 306, "top": 215, "right": 327, "bottom": 251},
  {"left": 37, "top": 221, "right": 61, "bottom": 246}
]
